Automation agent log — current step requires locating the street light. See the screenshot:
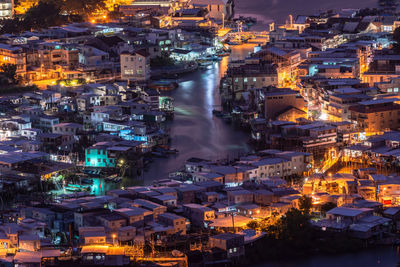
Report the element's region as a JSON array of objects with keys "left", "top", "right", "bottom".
[{"left": 112, "top": 234, "right": 116, "bottom": 246}]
